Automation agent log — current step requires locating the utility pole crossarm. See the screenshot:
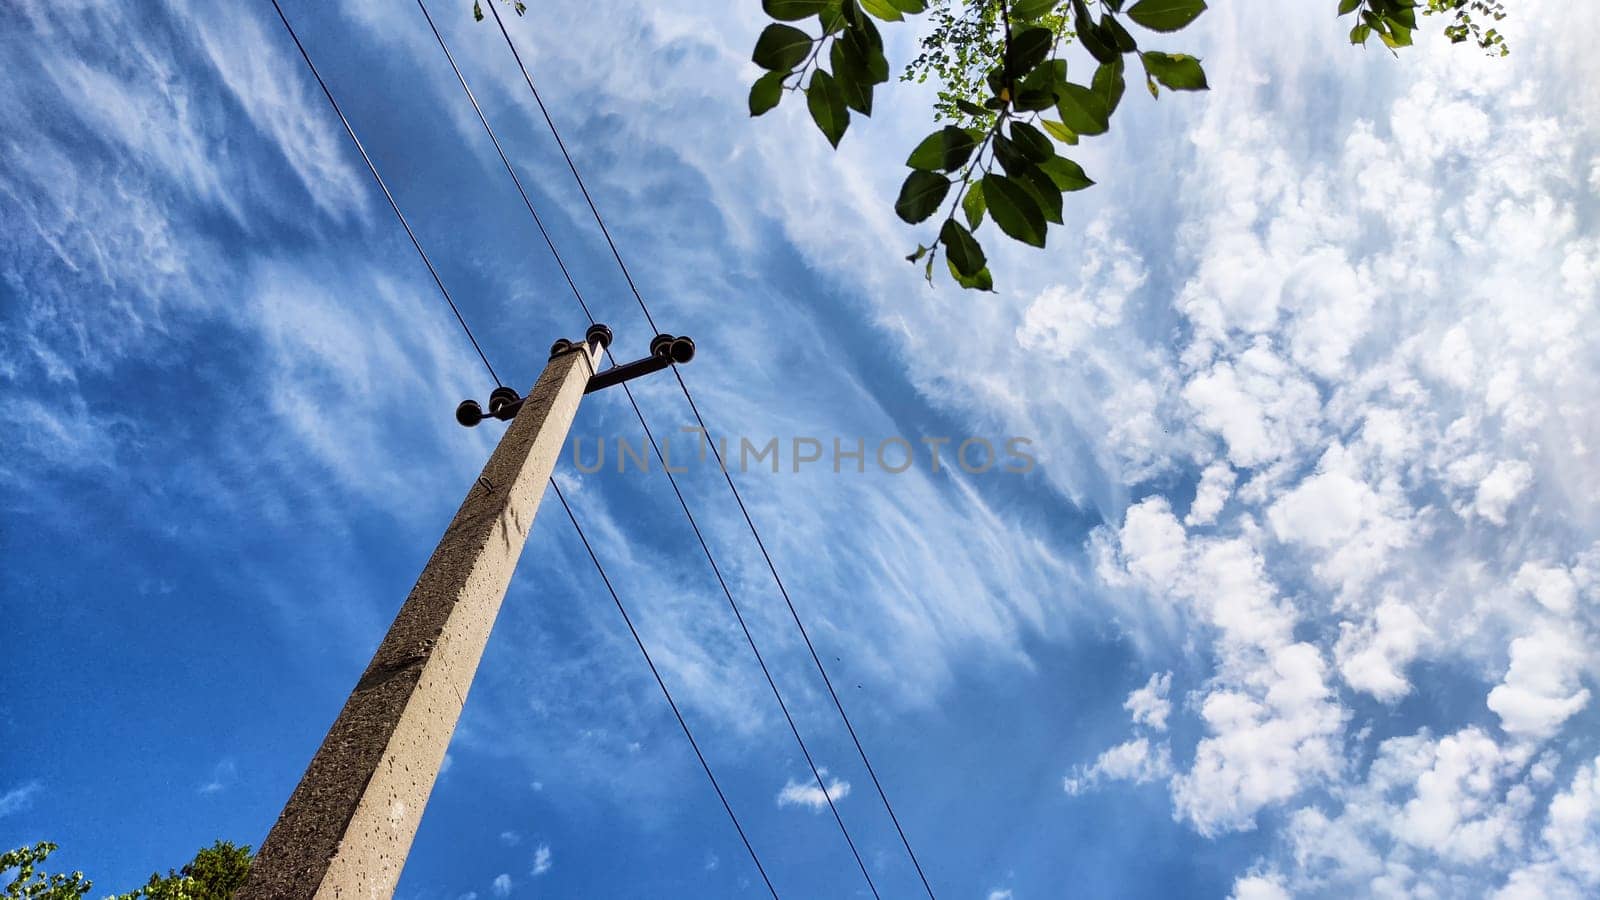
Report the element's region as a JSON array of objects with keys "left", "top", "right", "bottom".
[{"left": 241, "top": 330, "right": 611, "bottom": 900}]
